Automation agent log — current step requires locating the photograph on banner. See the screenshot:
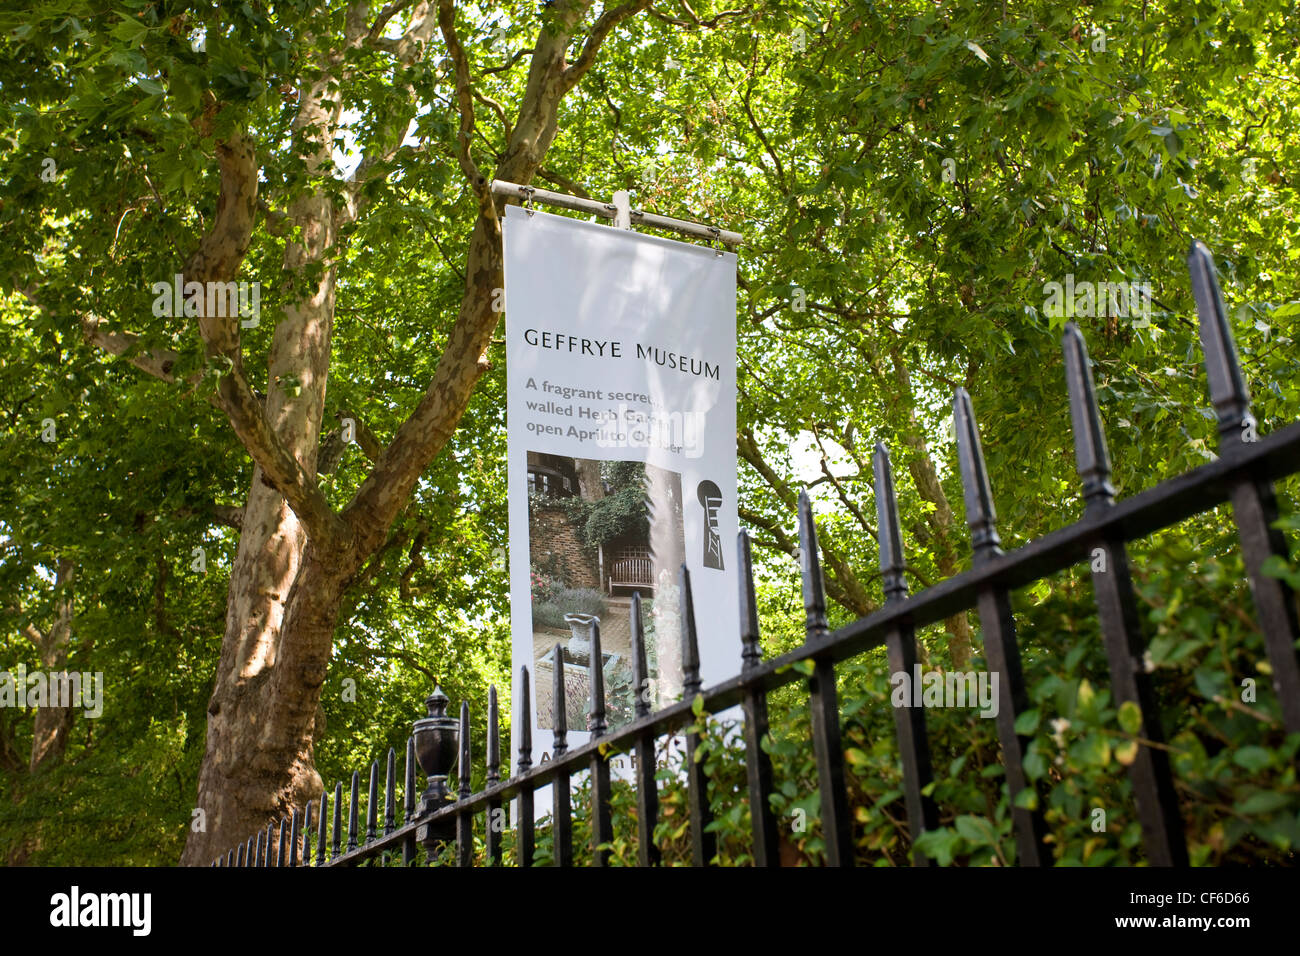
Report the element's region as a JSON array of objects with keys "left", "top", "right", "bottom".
[
  {"left": 527, "top": 453, "right": 685, "bottom": 733},
  {"left": 503, "top": 203, "right": 738, "bottom": 771}
]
